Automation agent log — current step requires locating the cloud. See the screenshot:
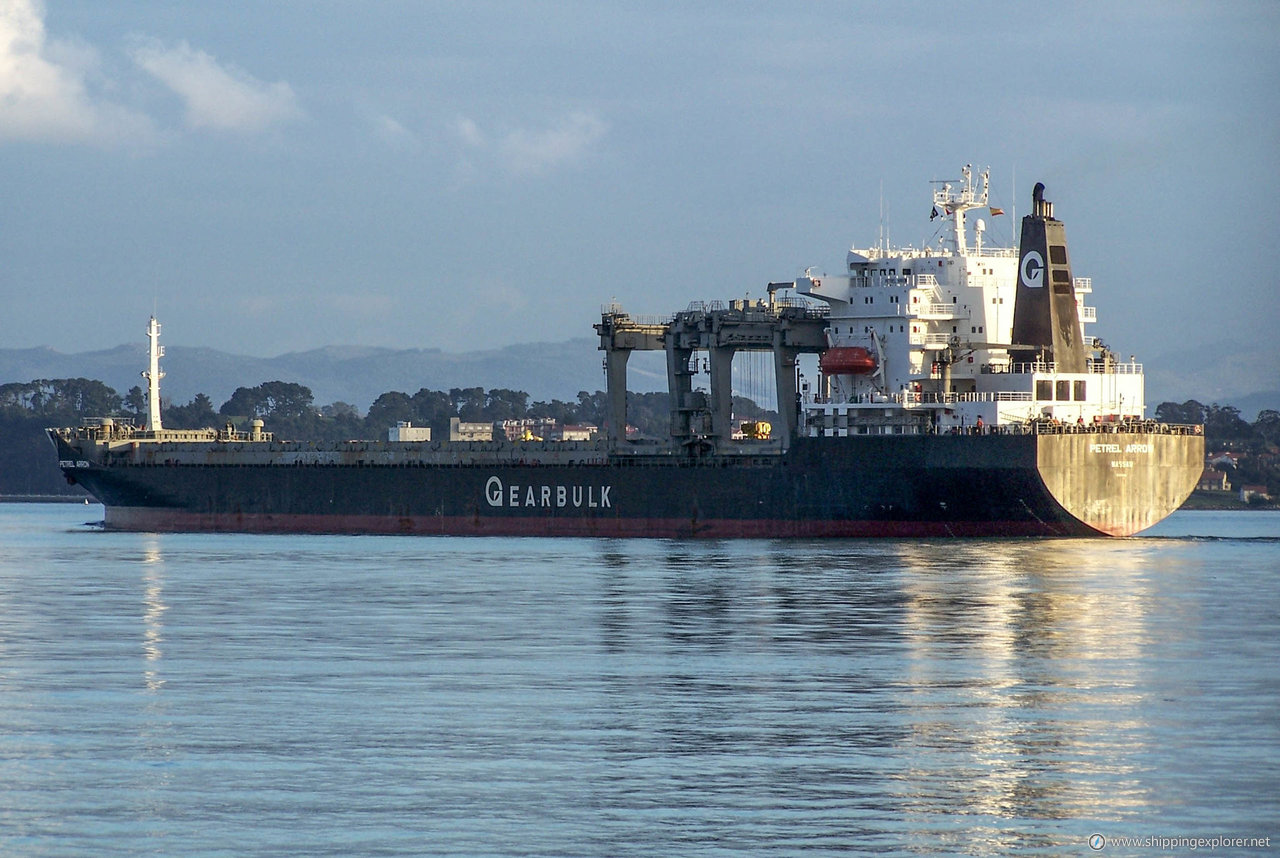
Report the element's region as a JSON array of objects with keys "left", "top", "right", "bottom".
[
  {"left": 130, "top": 38, "right": 302, "bottom": 134},
  {"left": 371, "top": 113, "right": 419, "bottom": 151},
  {"left": 453, "top": 116, "right": 485, "bottom": 148},
  {"left": 0, "top": 0, "right": 152, "bottom": 144},
  {"left": 454, "top": 111, "right": 606, "bottom": 176}
]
